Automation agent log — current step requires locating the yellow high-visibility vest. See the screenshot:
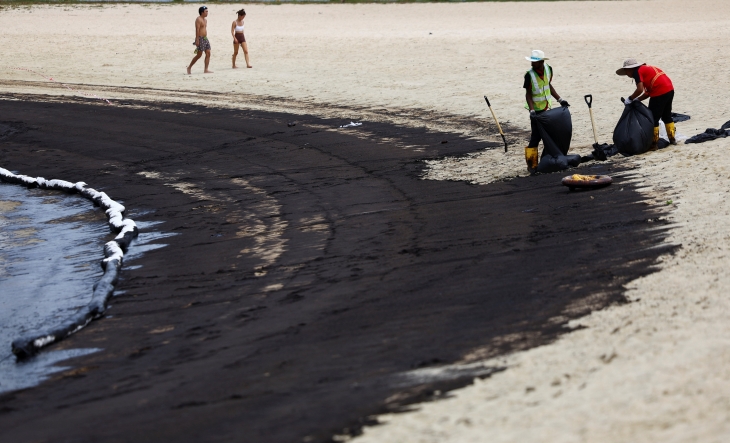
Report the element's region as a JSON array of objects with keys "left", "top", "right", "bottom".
[{"left": 525, "top": 64, "right": 553, "bottom": 112}]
